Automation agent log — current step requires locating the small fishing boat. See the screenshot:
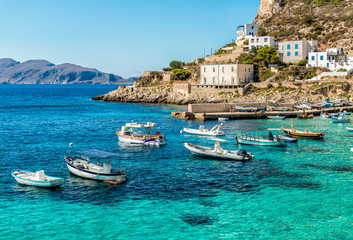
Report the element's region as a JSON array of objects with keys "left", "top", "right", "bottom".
[
  {"left": 64, "top": 149, "right": 127, "bottom": 183},
  {"left": 277, "top": 135, "right": 298, "bottom": 143},
  {"left": 297, "top": 113, "right": 314, "bottom": 119},
  {"left": 184, "top": 142, "right": 253, "bottom": 161},
  {"left": 343, "top": 110, "right": 351, "bottom": 115},
  {"left": 320, "top": 112, "right": 330, "bottom": 118},
  {"left": 235, "top": 106, "right": 257, "bottom": 112},
  {"left": 218, "top": 117, "right": 229, "bottom": 121},
  {"left": 281, "top": 127, "right": 325, "bottom": 139},
  {"left": 116, "top": 122, "right": 167, "bottom": 146},
  {"left": 11, "top": 170, "right": 64, "bottom": 188},
  {"left": 236, "top": 132, "right": 286, "bottom": 147},
  {"left": 330, "top": 113, "right": 339, "bottom": 118},
  {"left": 332, "top": 115, "right": 350, "bottom": 123},
  {"left": 267, "top": 115, "right": 285, "bottom": 120},
  {"left": 181, "top": 124, "right": 225, "bottom": 136},
  {"left": 346, "top": 127, "right": 353, "bottom": 131}
]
